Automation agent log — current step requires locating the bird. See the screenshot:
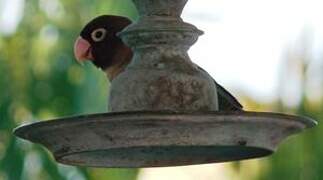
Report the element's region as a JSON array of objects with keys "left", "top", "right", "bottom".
[{"left": 74, "top": 15, "right": 243, "bottom": 111}]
